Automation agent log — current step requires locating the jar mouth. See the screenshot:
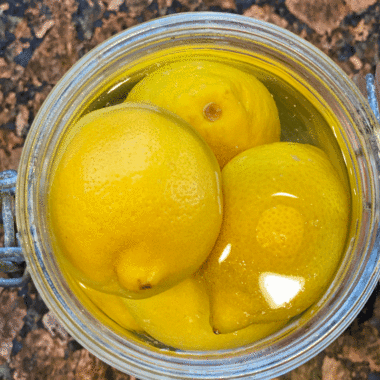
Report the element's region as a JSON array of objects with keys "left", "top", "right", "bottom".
[{"left": 15, "top": 12, "right": 380, "bottom": 380}]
